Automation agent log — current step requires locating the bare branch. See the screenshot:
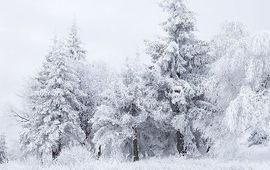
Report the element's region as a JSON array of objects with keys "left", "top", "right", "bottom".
[{"left": 9, "top": 106, "right": 30, "bottom": 123}]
